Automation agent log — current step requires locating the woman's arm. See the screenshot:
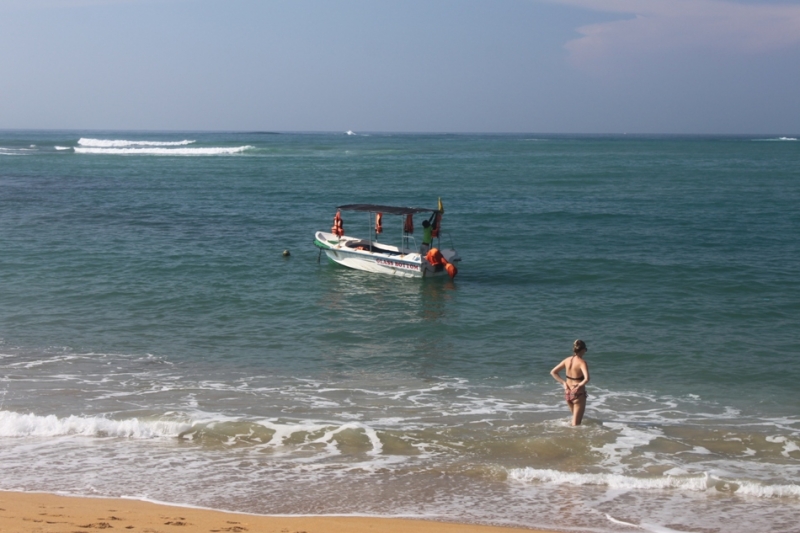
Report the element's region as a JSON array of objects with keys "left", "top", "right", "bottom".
[{"left": 550, "top": 359, "right": 568, "bottom": 388}]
